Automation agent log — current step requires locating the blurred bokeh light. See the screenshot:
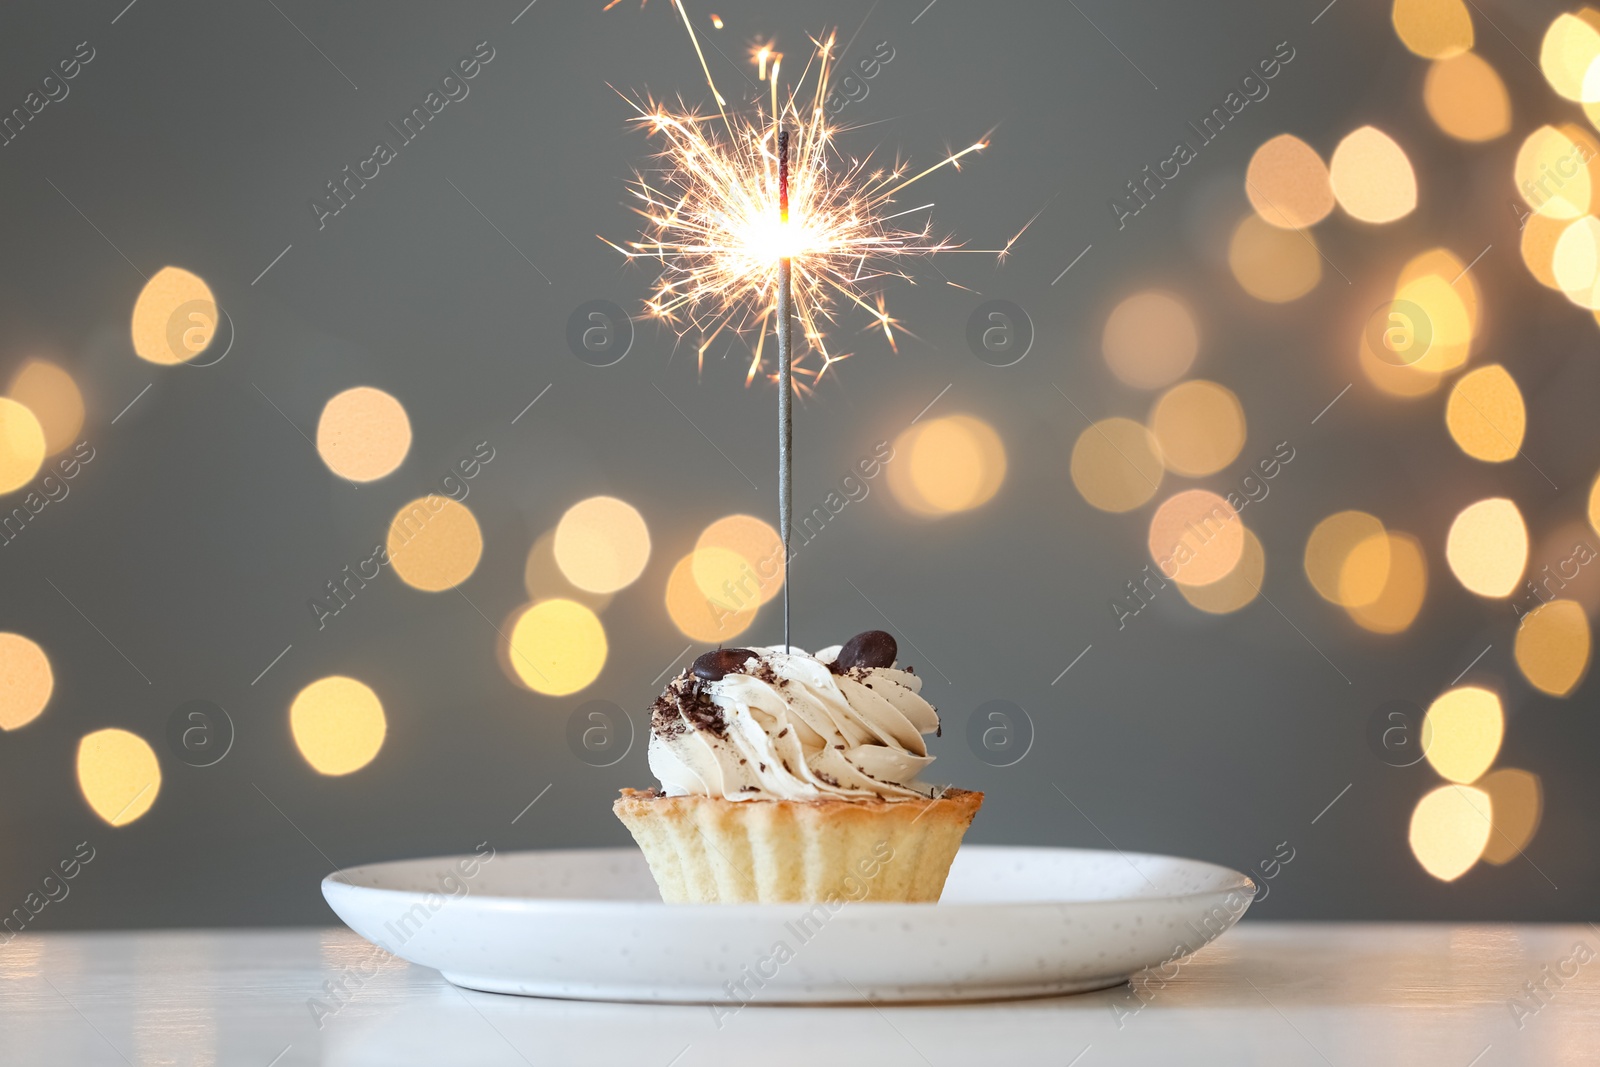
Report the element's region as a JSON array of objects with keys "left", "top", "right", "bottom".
[
  {"left": 129, "top": 266, "right": 218, "bottom": 365},
  {"left": 1245, "top": 134, "right": 1334, "bottom": 229},
  {"left": 1423, "top": 685, "right": 1504, "bottom": 783},
  {"left": 315, "top": 387, "right": 412, "bottom": 482},
  {"left": 1070, "top": 417, "right": 1164, "bottom": 513},
  {"left": 1424, "top": 52, "right": 1510, "bottom": 142},
  {"left": 290, "top": 676, "right": 387, "bottom": 775},
  {"left": 1345, "top": 532, "right": 1428, "bottom": 634},
  {"left": 1149, "top": 380, "right": 1246, "bottom": 477},
  {"left": 1514, "top": 126, "right": 1592, "bottom": 220},
  {"left": 8, "top": 360, "right": 84, "bottom": 456},
  {"left": 507, "top": 599, "right": 608, "bottom": 696},
  {"left": 1101, "top": 290, "right": 1198, "bottom": 389},
  {"left": 1445, "top": 365, "right": 1524, "bottom": 462},
  {"left": 1329, "top": 126, "right": 1417, "bottom": 223},
  {"left": 1446, "top": 498, "right": 1527, "bottom": 597},
  {"left": 1336, "top": 529, "right": 1395, "bottom": 610},
  {"left": 1552, "top": 214, "right": 1600, "bottom": 309},
  {"left": 887, "top": 414, "right": 1006, "bottom": 516},
  {"left": 1305, "top": 510, "right": 1387, "bottom": 605},
  {"left": 1521, "top": 213, "right": 1569, "bottom": 289},
  {"left": 553, "top": 496, "right": 652, "bottom": 594},
  {"left": 386, "top": 496, "right": 484, "bottom": 592},
  {"left": 76, "top": 728, "right": 161, "bottom": 826},
  {"left": 1514, "top": 599, "right": 1591, "bottom": 696},
  {"left": 0, "top": 397, "right": 46, "bottom": 493},
  {"left": 695, "top": 514, "right": 785, "bottom": 606},
  {"left": 1148, "top": 489, "right": 1244, "bottom": 586},
  {"left": 665, "top": 551, "right": 757, "bottom": 641},
  {"left": 524, "top": 528, "right": 613, "bottom": 613},
  {"left": 1478, "top": 768, "right": 1543, "bottom": 865},
  {"left": 1176, "top": 526, "right": 1264, "bottom": 614},
  {"left": 1228, "top": 213, "right": 1322, "bottom": 303},
  {"left": 0, "top": 633, "right": 53, "bottom": 731},
  {"left": 1409, "top": 783, "right": 1492, "bottom": 881},
  {"left": 1391, "top": 0, "right": 1473, "bottom": 60},
  {"left": 1539, "top": 11, "right": 1600, "bottom": 101},
  {"left": 1396, "top": 249, "right": 1478, "bottom": 375}
]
